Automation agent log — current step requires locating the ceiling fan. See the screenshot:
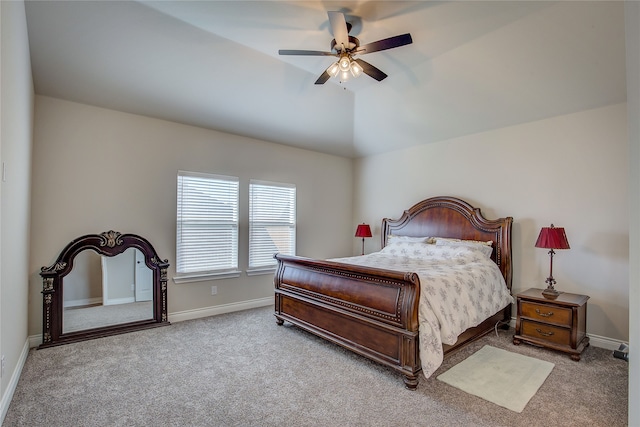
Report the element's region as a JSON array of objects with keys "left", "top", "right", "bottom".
[{"left": 278, "top": 11, "right": 413, "bottom": 84}]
